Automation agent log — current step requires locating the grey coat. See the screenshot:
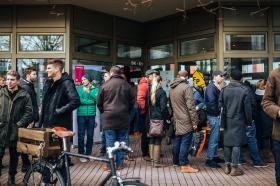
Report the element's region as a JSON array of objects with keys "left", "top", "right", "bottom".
[
  {"left": 219, "top": 81, "right": 252, "bottom": 147},
  {"left": 0, "top": 87, "right": 33, "bottom": 147}
]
